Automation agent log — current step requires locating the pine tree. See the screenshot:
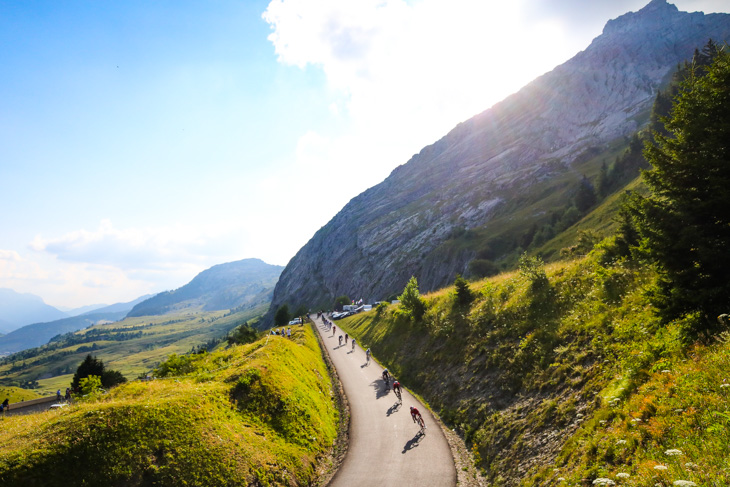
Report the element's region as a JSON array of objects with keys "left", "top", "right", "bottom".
[
  {"left": 597, "top": 160, "right": 610, "bottom": 197},
  {"left": 453, "top": 275, "right": 475, "bottom": 308},
  {"left": 627, "top": 49, "right": 730, "bottom": 328},
  {"left": 574, "top": 176, "right": 597, "bottom": 213},
  {"left": 71, "top": 354, "right": 104, "bottom": 390},
  {"left": 274, "top": 304, "right": 291, "bottom": 326},
  {"left": 399, "top": 276, "right": 426, "bottom": 320}
]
